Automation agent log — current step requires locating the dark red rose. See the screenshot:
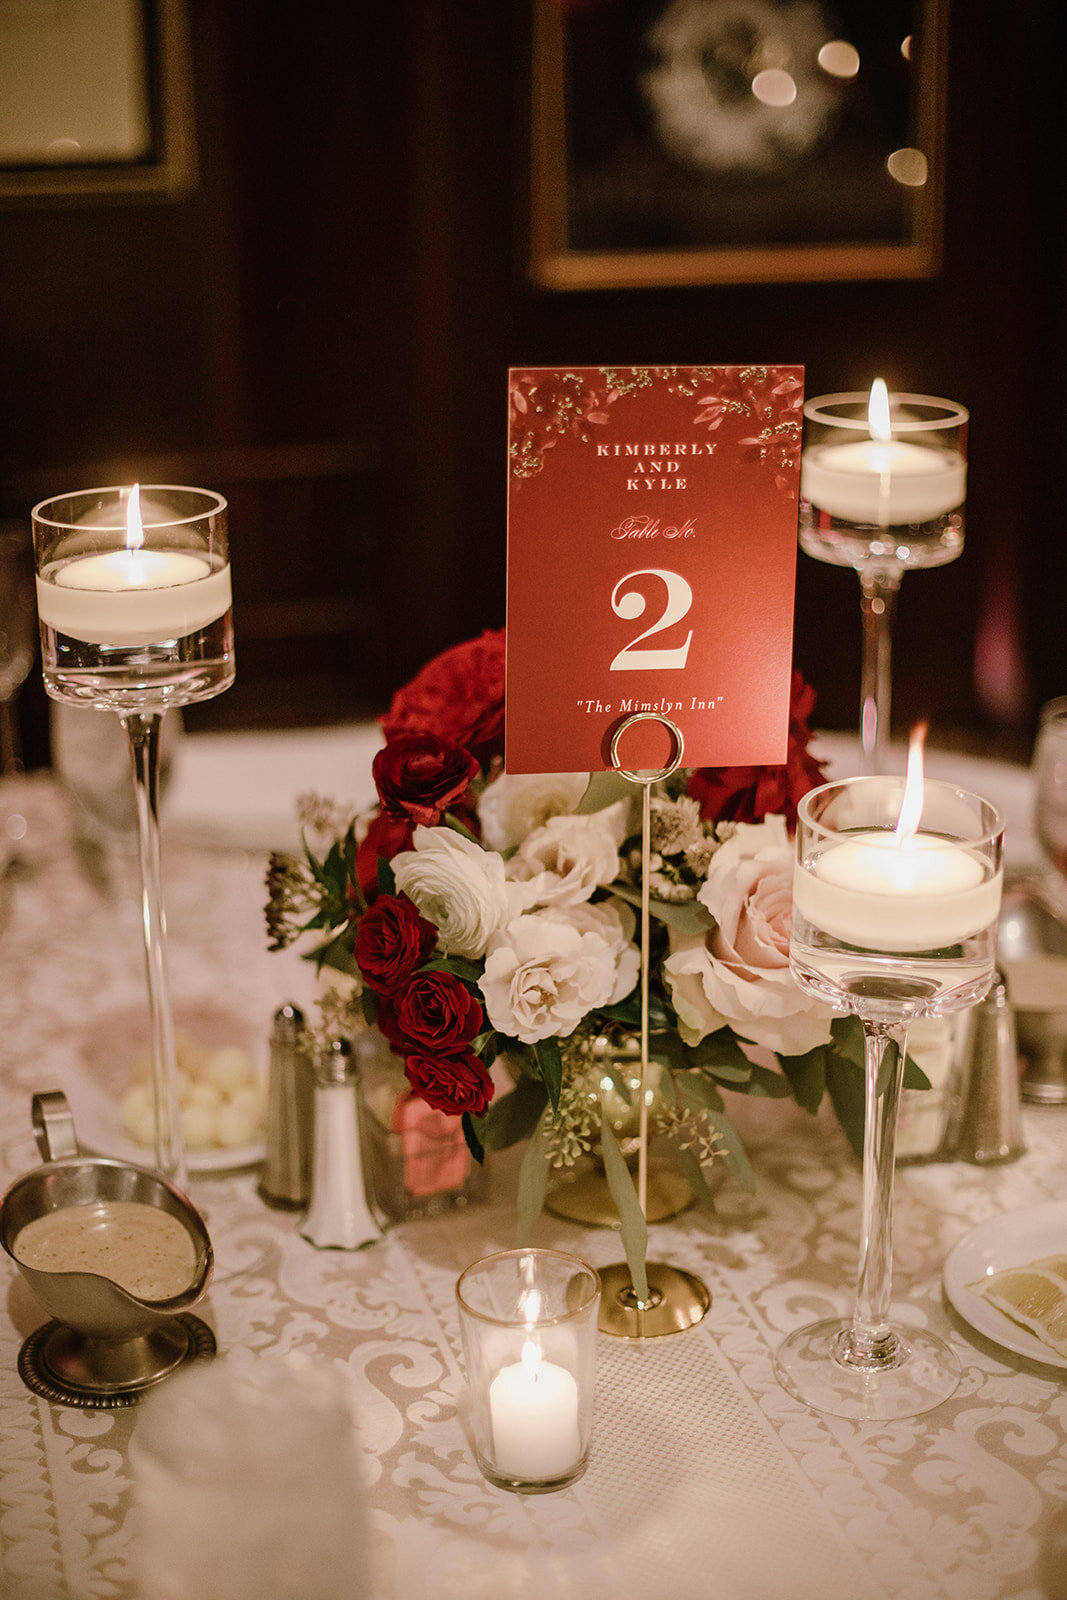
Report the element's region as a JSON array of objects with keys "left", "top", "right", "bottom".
[
  {"left": 381, "top": 630, "right": 505, "bottom": 764},
  {"left": 378, "top": 970, "right": 483, "bottom": 1053},
  {"left": 404, "top": 1049, "right": 495, "bottom": 1117},
  {"left": 372, "top": 733, "right": 480, "bottom": 828},
  {"left": 688, "top": 671, "right": 827, "bottom": 829},
  {"left": 354, "top": 894, "right": 437, "bottom": 996},
  {"left": 356, "top": 811, "right": 414, "bottom": 901}
]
